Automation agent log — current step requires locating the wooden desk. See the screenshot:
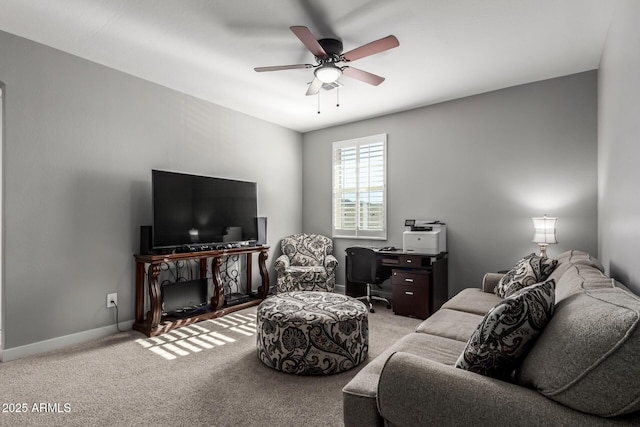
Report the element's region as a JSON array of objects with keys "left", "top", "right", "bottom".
[
  {"left": 134, "top": 246, "right": 269, "bottom": 337},
  {"left": 346, "top": 250, "right": 448, "bottom": 320}
]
